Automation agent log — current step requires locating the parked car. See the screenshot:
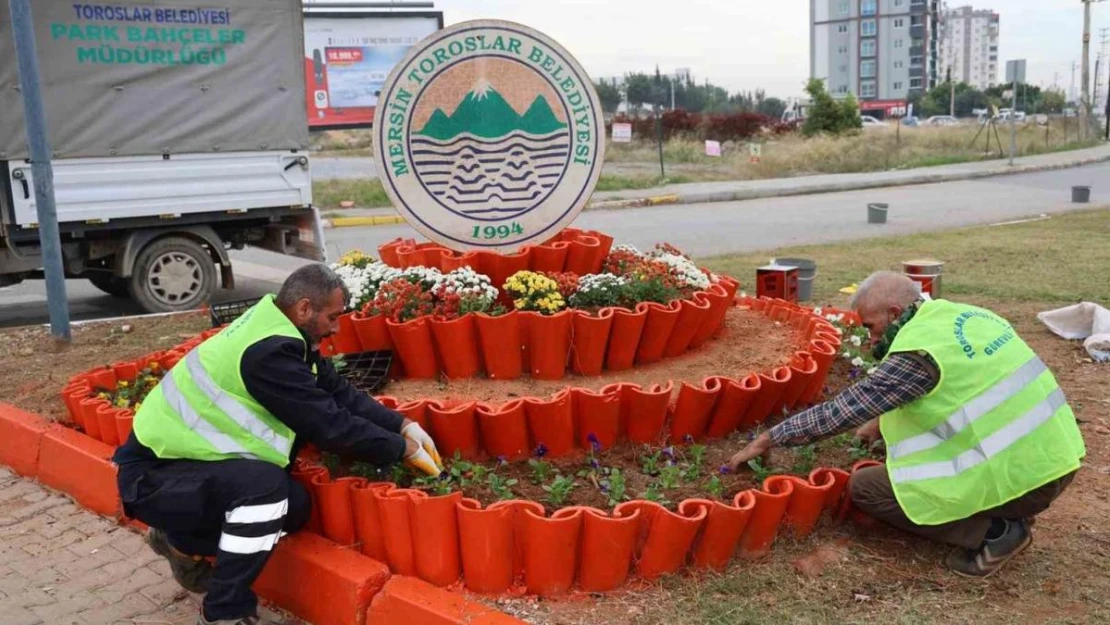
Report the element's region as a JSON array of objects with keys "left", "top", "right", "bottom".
[
  {"left": 860, "top": 116, "right": 889, "bottom": 127},
  {"left": 924, "top": 115, "right": 960, "bottom": 127}
]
